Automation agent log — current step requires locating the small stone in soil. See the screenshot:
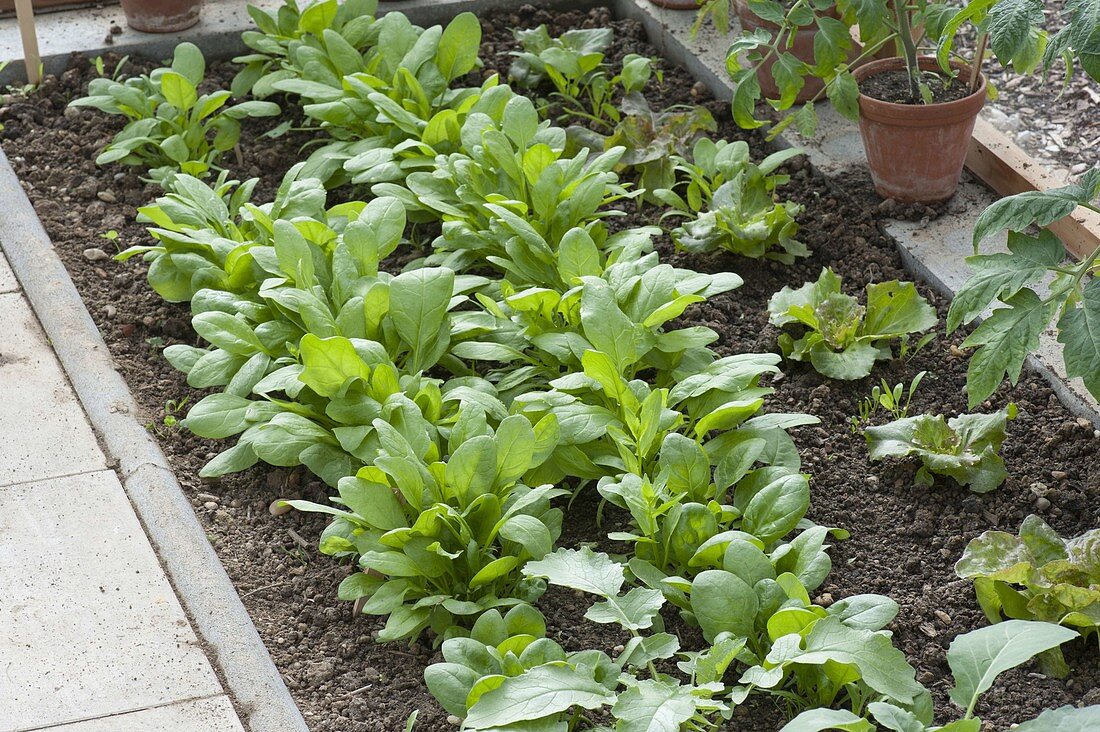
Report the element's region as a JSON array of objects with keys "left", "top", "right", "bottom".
[{"left": 82, "top": 248, "right": 108, "bottom": 261}]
